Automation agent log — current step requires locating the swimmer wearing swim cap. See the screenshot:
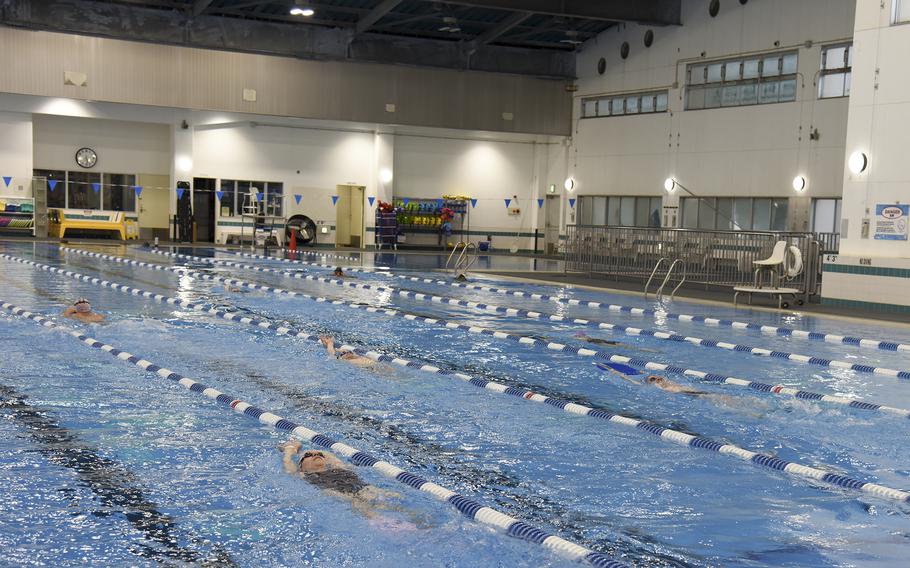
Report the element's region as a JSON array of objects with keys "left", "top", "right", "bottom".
[
  {"left": 62, "top": 298, "right": 105, "bottom": 323},
  {"left": 278, "top": 439, "right": 426, "bottom": 527}
]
